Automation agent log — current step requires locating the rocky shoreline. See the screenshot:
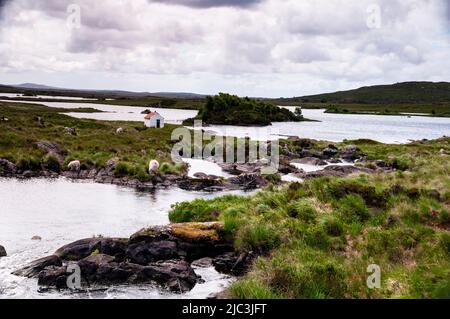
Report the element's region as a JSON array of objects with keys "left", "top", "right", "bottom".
[
  {"left": 0, "top": 138, "right": 396, "bottom": 193},
  {"left": 13, "top": 222, "right": 253, "bottom": 293}
]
